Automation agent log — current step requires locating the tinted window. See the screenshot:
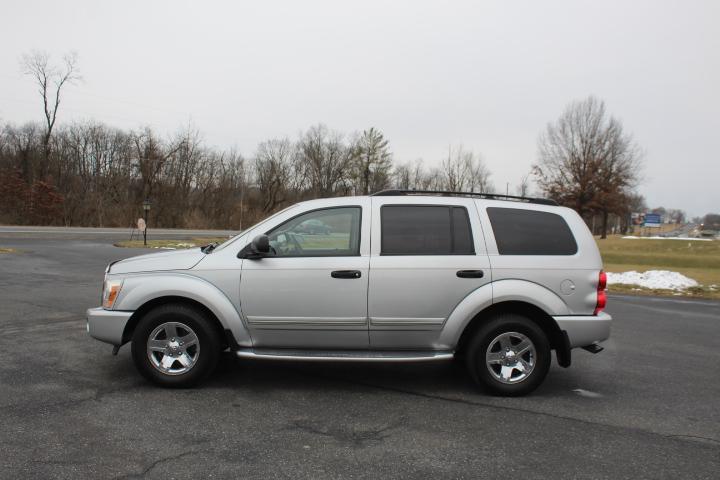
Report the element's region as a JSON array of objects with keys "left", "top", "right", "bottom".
[
  {"left": 452, "top": 207, "right": 474, "bottom": 254},
  {"left": 381, "top": 205, "right": 475, "bottom": 255},
  {"left": 487, "top": 207, "right": 577, "bottom": 255},
  {"left": 266, "top": 207, "right": 361, "bottom": 257}
]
